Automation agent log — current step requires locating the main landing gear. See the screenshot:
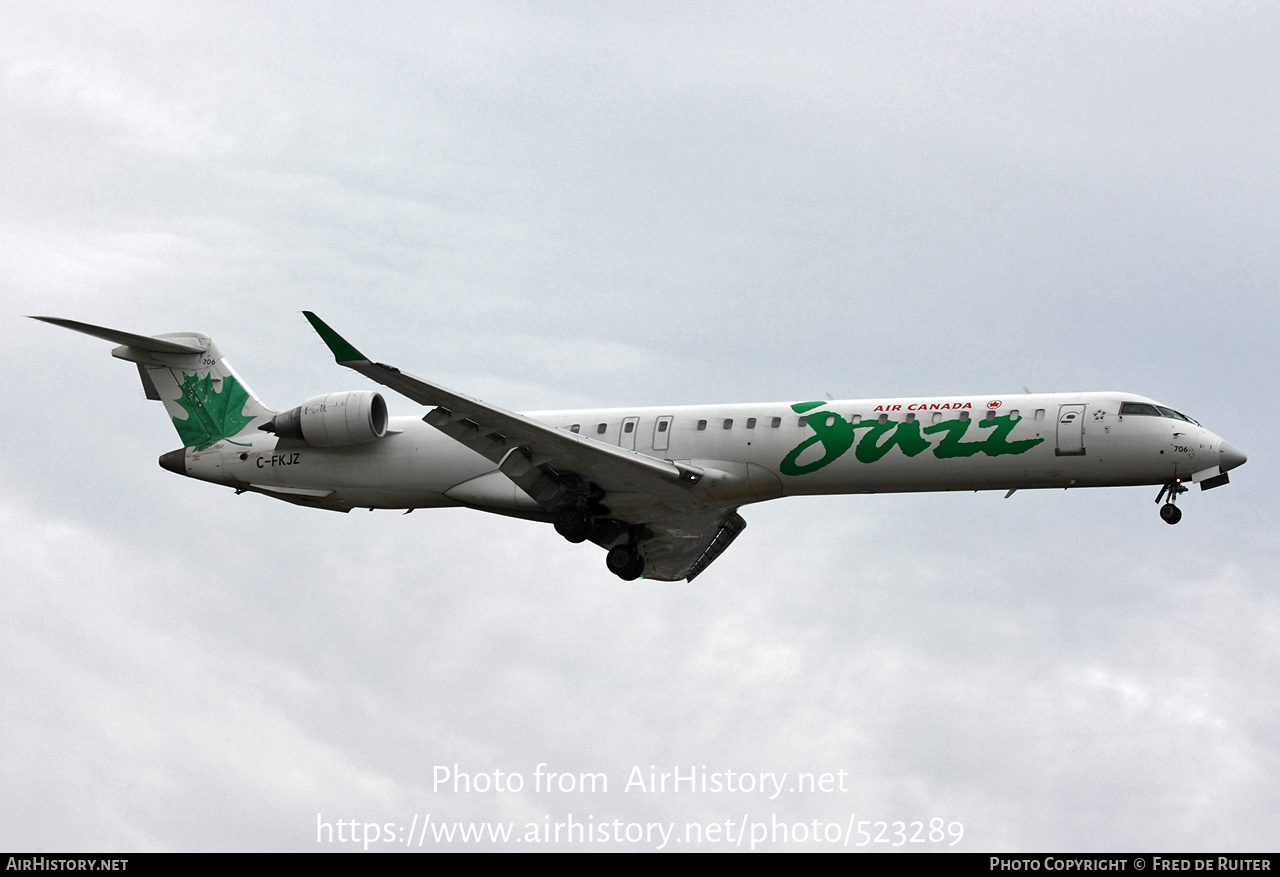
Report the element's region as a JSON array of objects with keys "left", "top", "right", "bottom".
[
  {"left": 553, "top": 507, "right": 588, "bottom": 543},
  {"left": 605, "top": 544, "right": 645, "bottom": 582},
  {"left": 1155, "top": 480, "right": 1187, "bottom": 525},
  {"left": 553, "top": 506, "right": 646, "bottom": 580}
]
